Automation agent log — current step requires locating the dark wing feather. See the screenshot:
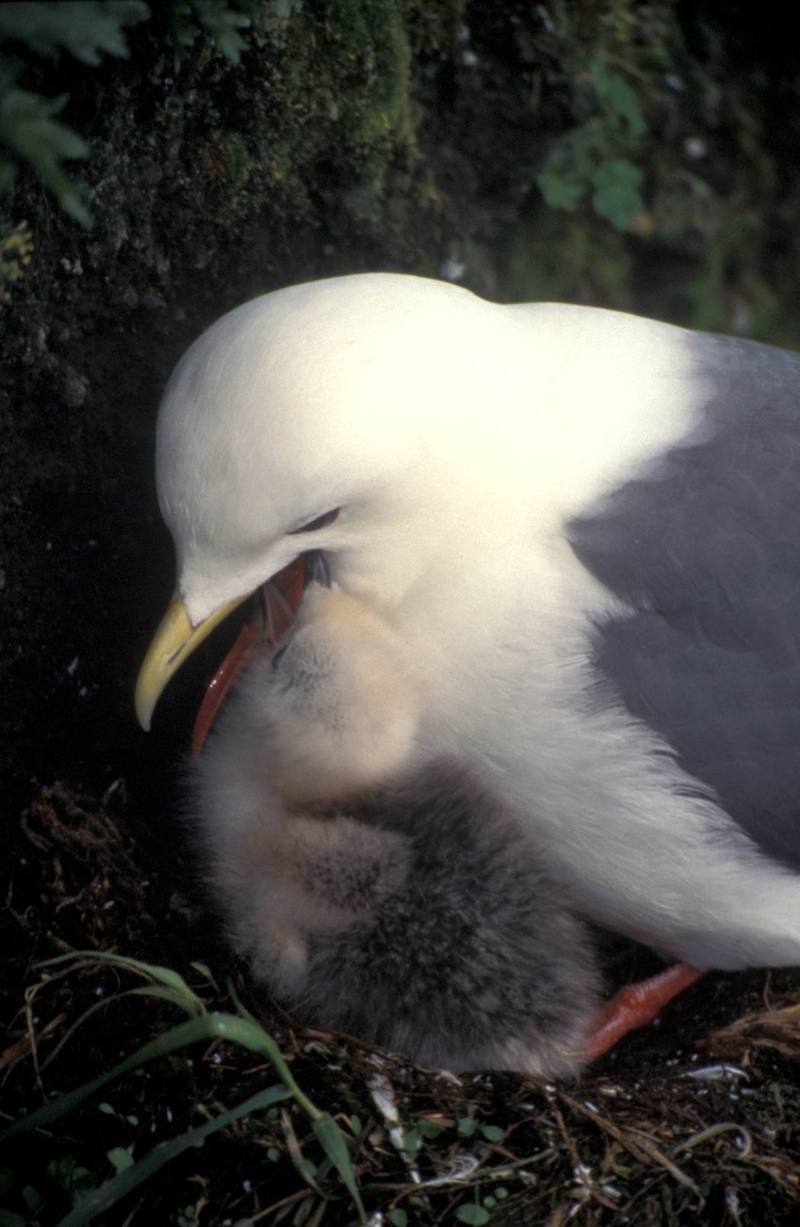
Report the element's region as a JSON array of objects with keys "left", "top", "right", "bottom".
[{"left": 568, "top": 333, "right": 800, "bottom": 868}]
